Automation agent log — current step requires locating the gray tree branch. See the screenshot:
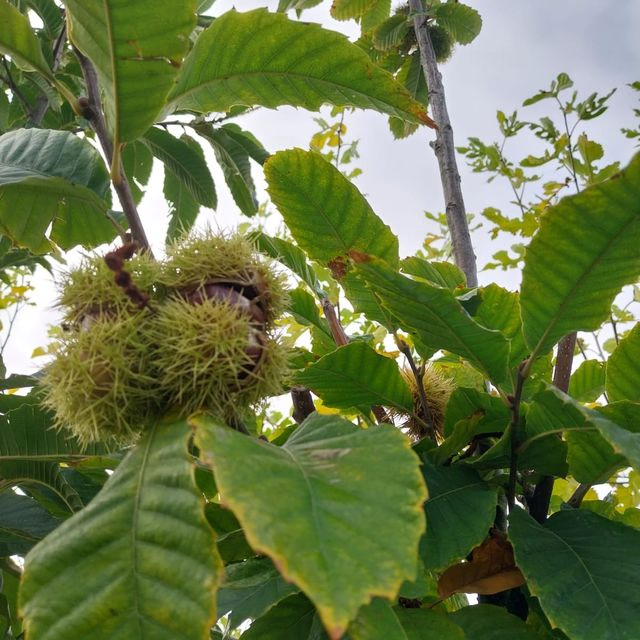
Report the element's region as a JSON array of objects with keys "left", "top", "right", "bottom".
[{"left": 409, "top": 0, "right": 478, "bottom": 287}]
